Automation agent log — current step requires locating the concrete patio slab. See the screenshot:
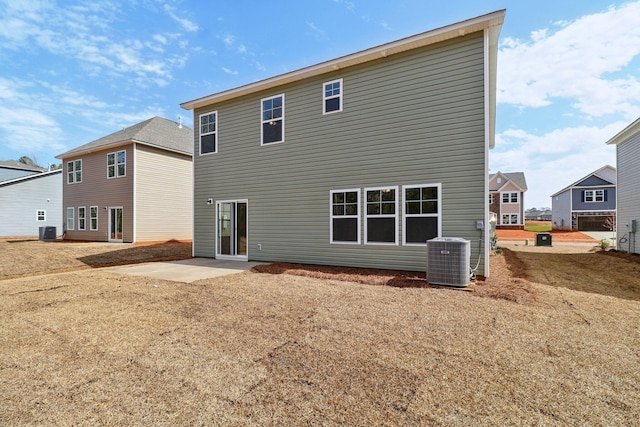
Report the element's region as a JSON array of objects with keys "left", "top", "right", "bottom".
[{"left": 107, "top": 258, "right": 265, "bottom": 283}]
